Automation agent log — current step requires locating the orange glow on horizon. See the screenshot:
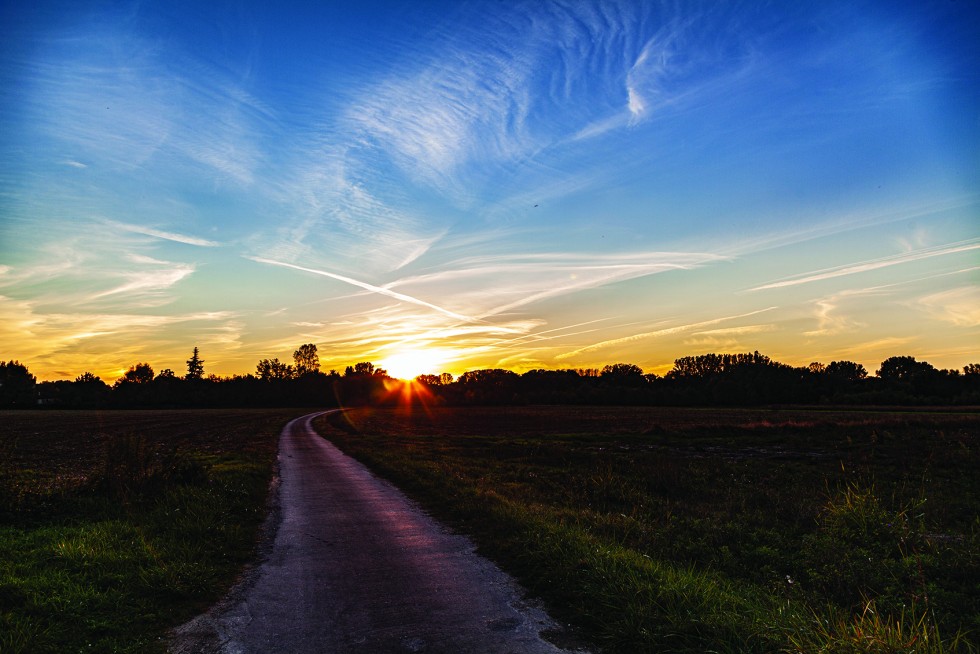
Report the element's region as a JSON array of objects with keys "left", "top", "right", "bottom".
[
  {"left": 380, "top": 377, "right": 438, "bottom": 417},
  {"left": 378, "top": 348, "right": 453, "bottom": 381}
]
